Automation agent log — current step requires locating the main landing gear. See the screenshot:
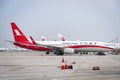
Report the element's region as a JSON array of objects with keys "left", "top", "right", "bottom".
[
  {"left": 54, "top": 50, "right": 64, "bottom": 55},
  {"left": 46, "top": 51, "right": 50, "bottom": 55},
  {"left": 46, "top": 51, "right": 64, "bottom": 55}
]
